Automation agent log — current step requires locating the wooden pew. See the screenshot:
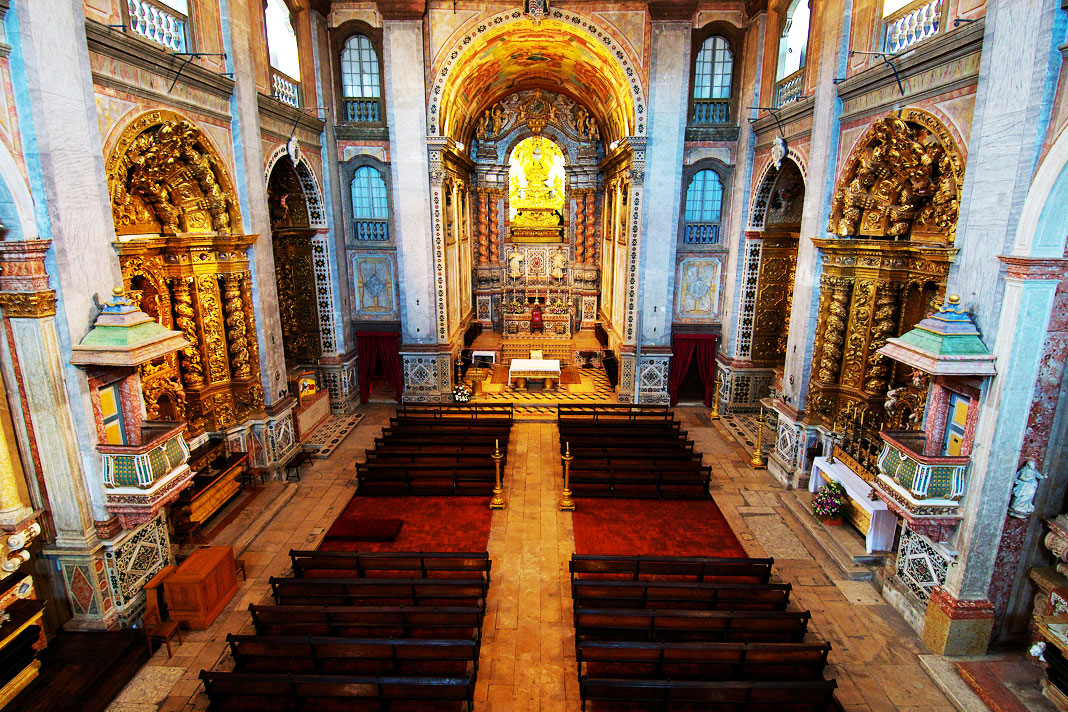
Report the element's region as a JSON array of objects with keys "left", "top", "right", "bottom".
[
  {"left": 269, "top": 577, "right": 489, "bottom": 607},
  {"left": 571, "top": 580, "right": 791, "bottom": 611},
  {"left": 564, "top": 441, "right": 696, "bottom": 455},
  {"left": 248, "top": 604, "right": 484, "bottom": 641},
  {"left": 227, "top": 634, "right": 479, "bottom": 677},
  {"left": 289, "top": 551, "right": 491, "bottom": 582},
  {"left": 567, "top": 463, "right": 712, "bottom": 499},
  {"left": 570, "top": 555, "right": 775, "bottom": 583},
  {"left": 574, "top": 608, "right": 810, "bottom": 643},
  {"left": 355, "top": 462, "right": 499, "bottom": 496},
  {"left": 399, "top": 402, "right": 513, "bottom": 423},
  {"left": 365, "top": 451, "right": 502, "bottom": 467},
  {"left": 578, "top": 677, "right": 837, "bottom": 712},
  {"left": 200, "top": 671, "right": 475, "bottom": 711},
  {"left": 576, "top": 640, "right": 831, "bottom": 680},
  {"left": 371, "top": 439, "right": 499, "bottom": 454},
  {"left": 558, "top": 404, "right": 675, "bottom": 424}
]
